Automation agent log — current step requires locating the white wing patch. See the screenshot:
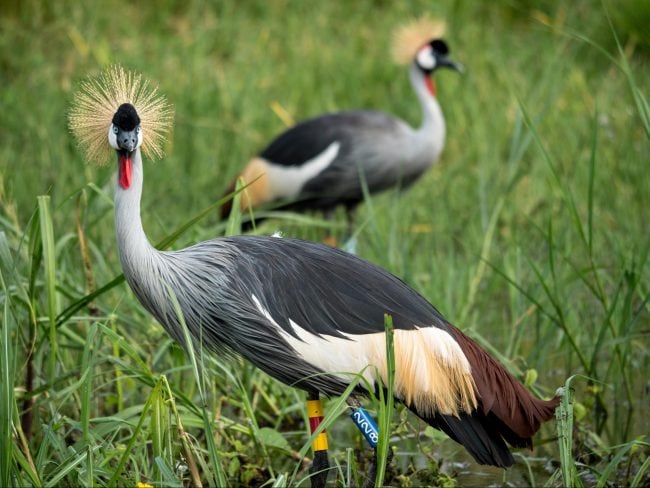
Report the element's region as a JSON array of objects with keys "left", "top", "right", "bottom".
[
  {"left": 265, "top": 141, "right": 341, "bottom": 199},
  {"left": 250, "top": 297, "right": 478, "bottom": 416}
]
